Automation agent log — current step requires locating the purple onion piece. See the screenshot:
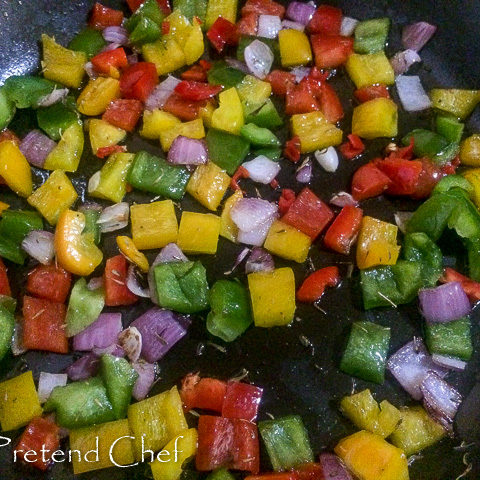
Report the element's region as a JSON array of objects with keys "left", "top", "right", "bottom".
[
  {"left": 225, "top": 57, "right": 250, "bottom": 74},
  {"left": 296, "top": 158, "right": 313, "bottom": 183},
  {"left": 330, "top": 192, "right": 359, "bottom": 208},
  {"left": 132, "top": 361, "right": 156, "bottom": 401},
  {"left": 243, "top": 156, "right": 281, "bottom": 184},
  {"left": 20, "top": 130, "right": 57, "bottom": 168},
  {"left": 237, "top": 215, "right": 277, "bottom": 247},
  {"left": 230, "top": 198, "right": 278, "bottom": 232},
  {"left": 402, "top": 22, "right": 437, "bottom": 52},
  {"left": 319, "top": 453, "right": 353, "bottom": 480},
  {"left": 102, "top": 26, "right": 129, "bottom": 45},
  {"left": 245, "top": 247, "right": 275, "bottom": 274},
  {"left": 126, "top": 265, "right": 150, "bottom": 298},
  {"left": 66, "top": 353, "right": 100, "bottom": 381},
  {"left": 244, "top": 40, "right": 274, "bottom": 79},
  {"left": 145, "top": 76, "right": 181, "bottom": 110},
  {"left": 390, "top": 49, "right": 421, "bottom": 76},
  {"left": 286, "top": 1, "right": 316, "bottom": 25},
  {"left": 257, "top": 14, "right": 282, "bottom": 39},
  {"left": 92, "top": 343, "right": 125, "bottom": 357},
  {"left": 73, "top": 313, "right": 123, "bottom": 352},
  {"left": 100, "top": 42, "right": 121, "bottom": 53},
  {"left": 168, "top": 136, "right": 208, "bottom": 165},
  {"left": 21, "top": 230, "right": 55, "bottom": 265},
  {"left": 281, "top": 20, "right": 305, "bottom": 32},
  {"left": 431, "top": 354, "right": 467, "bottom": 372}
]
